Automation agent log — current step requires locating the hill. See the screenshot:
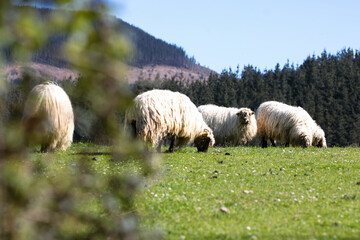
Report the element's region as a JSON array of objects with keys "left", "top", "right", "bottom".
[{"left": 1, "top": 6, "right": 213, "bottom": 83}]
